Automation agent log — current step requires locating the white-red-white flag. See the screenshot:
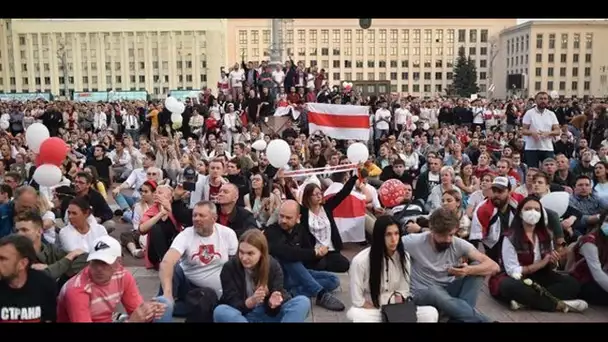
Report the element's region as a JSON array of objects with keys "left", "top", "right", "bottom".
[
  {"left": 324, "top": 182, "right": 367, "bottom": 243},
  {"left": 306, "top": 103, "right": 370, "bottom": 141}
]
